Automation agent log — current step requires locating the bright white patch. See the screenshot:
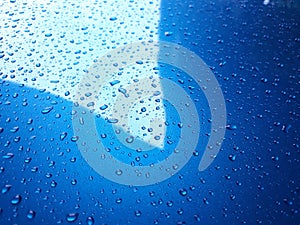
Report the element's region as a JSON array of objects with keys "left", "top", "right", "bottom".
[{"left": 0, "top": 0, "right": 164, "bottom": 148}]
